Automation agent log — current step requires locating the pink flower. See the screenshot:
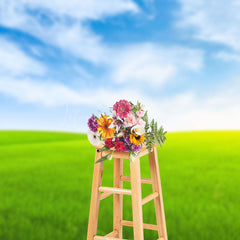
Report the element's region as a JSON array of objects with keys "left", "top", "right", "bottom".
[
  {"left": 137, "top": 118, "right": 146, "bottom": 127},
  {"left": 125, "top": 112, "right": 137, "bottom": 127},
  {"left": 113, "top": 99, "right": 132, "bottom": 119},
  {"left": 136, "top": 110, "right": 145, "bottom": 117}
]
